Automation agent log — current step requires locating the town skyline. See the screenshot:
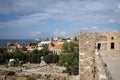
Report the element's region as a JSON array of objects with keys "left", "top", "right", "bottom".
[{"left": 0, "top": 0, "right": 120, "bottom": 39}]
